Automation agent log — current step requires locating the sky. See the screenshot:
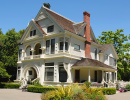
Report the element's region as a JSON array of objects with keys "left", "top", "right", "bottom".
[{"left": 0, "top": 0, "right": 130, "bottom": 38}]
